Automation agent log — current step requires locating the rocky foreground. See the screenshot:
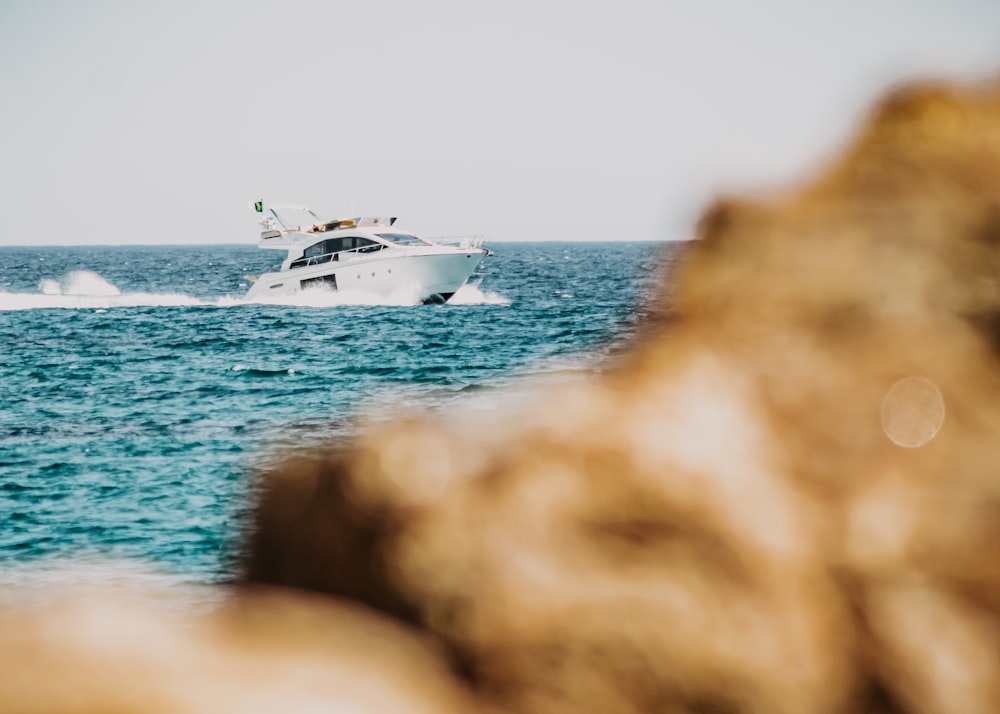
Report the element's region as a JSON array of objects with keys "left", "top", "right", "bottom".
[{"left": 4, "top": 76, "right": 1000, "bottom": 714}]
